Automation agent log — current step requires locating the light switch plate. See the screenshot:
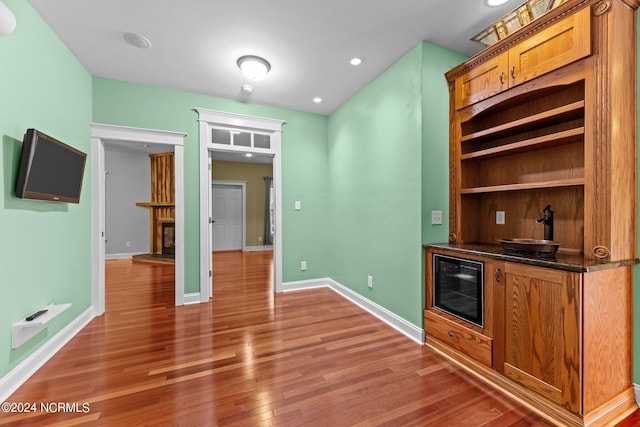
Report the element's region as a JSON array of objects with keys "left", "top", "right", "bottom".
[
  {"left": 496, "top": 211, "right": 505, "bottom": 225},
  {"left": 295, "top": 200, "right": 301, "bottom": 210},
  {"left": 431, "top": 210, "right": 443, "bottom": 225}
]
